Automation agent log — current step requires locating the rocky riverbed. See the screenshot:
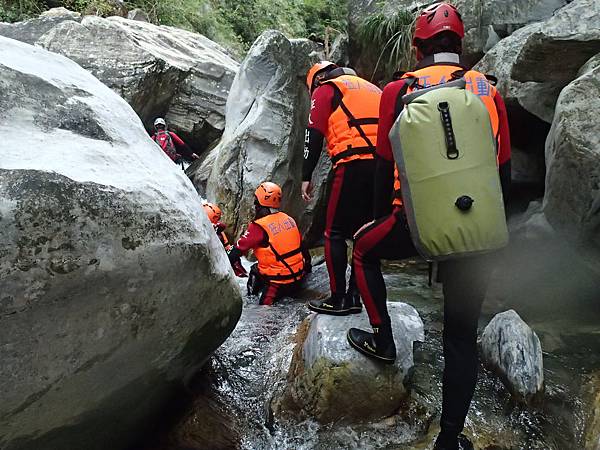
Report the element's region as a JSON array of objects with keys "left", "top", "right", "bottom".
[{"left": 139, "top": 257, "right": 600, "bottom": 450}]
